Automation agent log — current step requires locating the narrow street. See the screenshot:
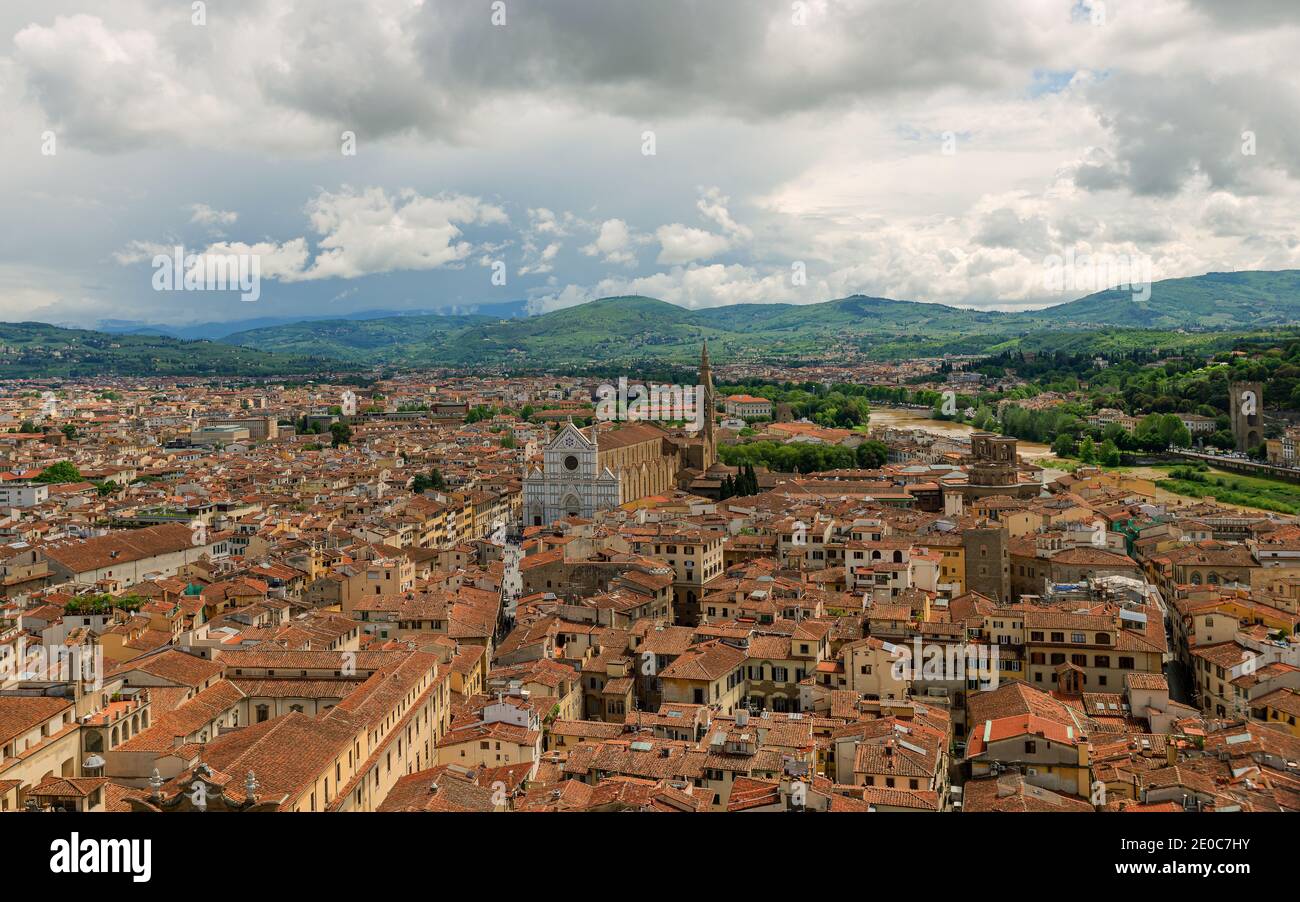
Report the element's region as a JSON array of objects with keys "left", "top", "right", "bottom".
[{"left": 1164, "top": 657, "right": 1195, "bottom": 707}]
